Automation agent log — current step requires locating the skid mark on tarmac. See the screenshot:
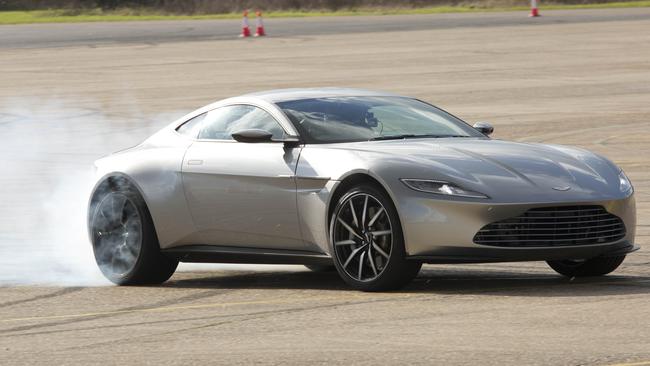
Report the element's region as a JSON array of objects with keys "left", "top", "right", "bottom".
[
  {"left": 2, "top": 296, "right": 398, "bottom": 340},
  {"left": 54, "top": 294, "right": 423, "bottom": 352},
  {"left": 3, "top": 275, "right": 649, "bottom": 329},
  {"left": 0, "top": 289, "right": 233, "bottom": 334},
  {"left": 0, "top": 293, "right": 363, "bottom": 325},
  {"left": 50, "top": 288, "right": 650, "bottom": 354},
  {"left": 0, "top": 288, "right": 83, "bottom": 309},
  {"left": 0, "top": 307, "right": 294, "bottom": 339}
]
